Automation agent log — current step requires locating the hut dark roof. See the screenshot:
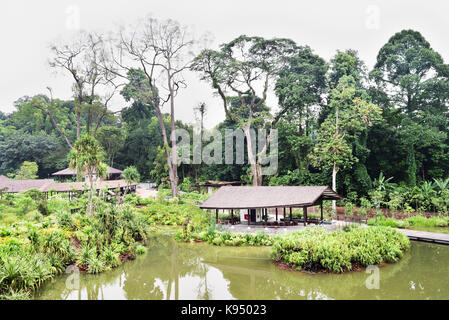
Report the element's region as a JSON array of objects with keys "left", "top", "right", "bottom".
[
  {"left": 0, "top": 178, "right": 55, "bottom": 193},
  {"left": 47, "top": 180, "right": 136, "bottom": 192},
  {"left": 0, "top": 176, "right": 136, "bottom": 193},
  {"left": 52, "top": 166, "right": 123, "bottom": 176},
  {"left": 201, "top": 180, "right": 243, "bottom": 187},
  {"left": 200, "top": 186, "right": 342, "bottom": 209}
]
